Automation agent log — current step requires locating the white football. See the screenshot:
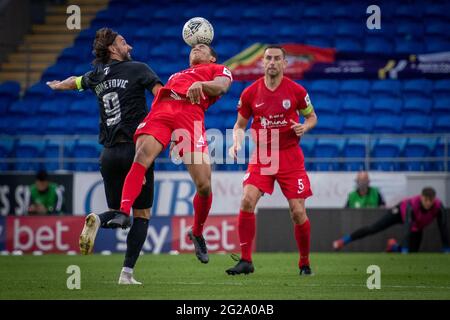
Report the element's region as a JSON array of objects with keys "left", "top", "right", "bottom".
[{"left": 182, "top": 17, "right": 214, "bottom": 46}]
